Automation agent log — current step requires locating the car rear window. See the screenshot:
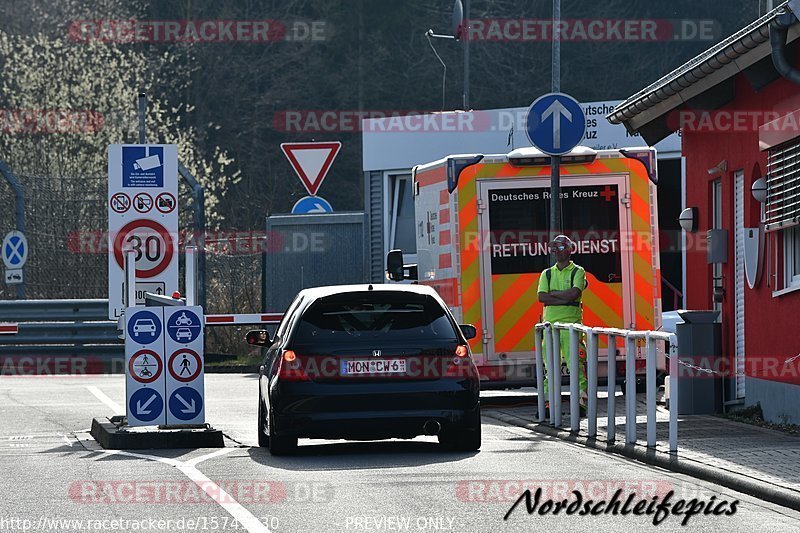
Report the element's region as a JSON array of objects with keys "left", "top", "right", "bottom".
[{"left": 292, "top": 291, "right": 458, "bottom": 344}]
